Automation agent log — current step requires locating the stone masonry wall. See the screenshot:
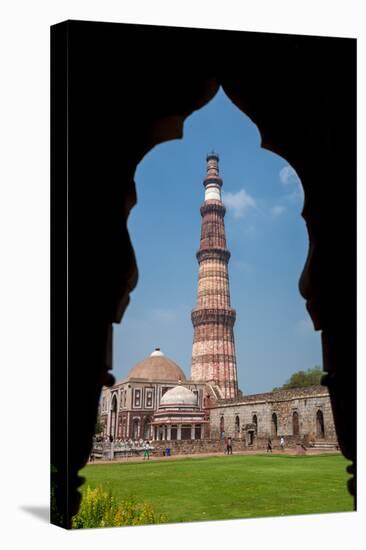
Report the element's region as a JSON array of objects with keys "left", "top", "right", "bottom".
[
  {"left": 209, "top": 386, "right": 337, "bottom": 445},
  {"left": 149, "top": 439, "right": 227, "bottom": 456}
]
